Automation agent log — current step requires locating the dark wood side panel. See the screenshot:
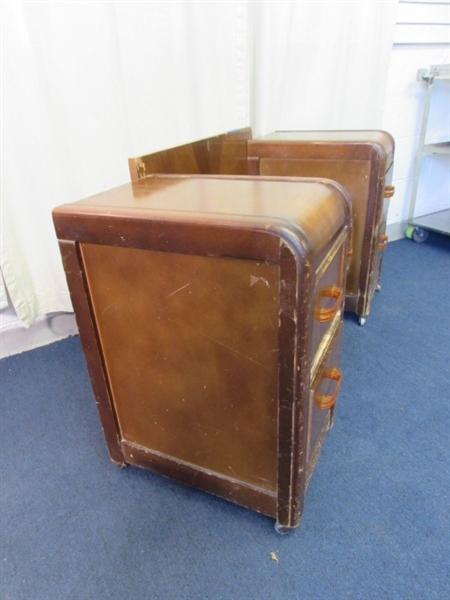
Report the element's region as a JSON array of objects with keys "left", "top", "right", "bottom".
[
  {"left": 128, "top": 138, "right": 210, "bottom": 181},
  {"left": 57, "top": 240, "right": 124, "bottom": 465},
  {"left": 208, "top": 128, "right": 252, "bottom": 175},
  {"left": 128, "top": 127, "right": 252, "bottom": 181},
  {"left": 80, "top": 245, "right": 280, "bottom": 493}
]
